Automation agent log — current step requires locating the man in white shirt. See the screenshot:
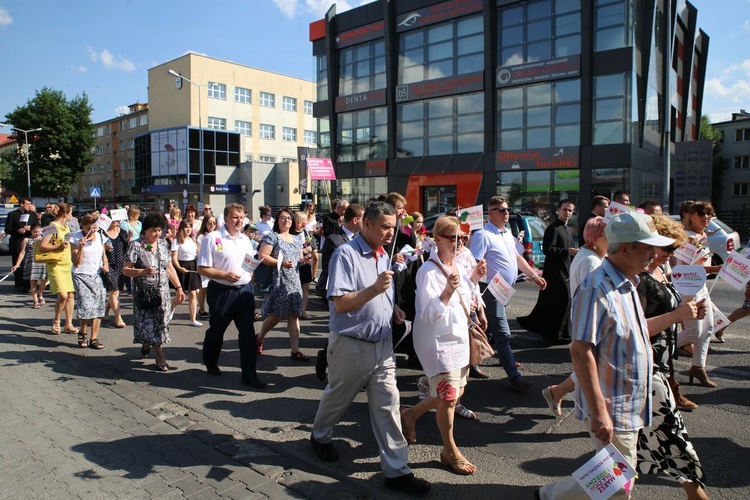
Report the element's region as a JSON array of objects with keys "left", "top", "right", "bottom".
[
  {"left": 469, "top": 196, "right": 547, "bottom": 393},
  {"left": 197, "top": 203, "right": 265, "bottom": 389}
]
